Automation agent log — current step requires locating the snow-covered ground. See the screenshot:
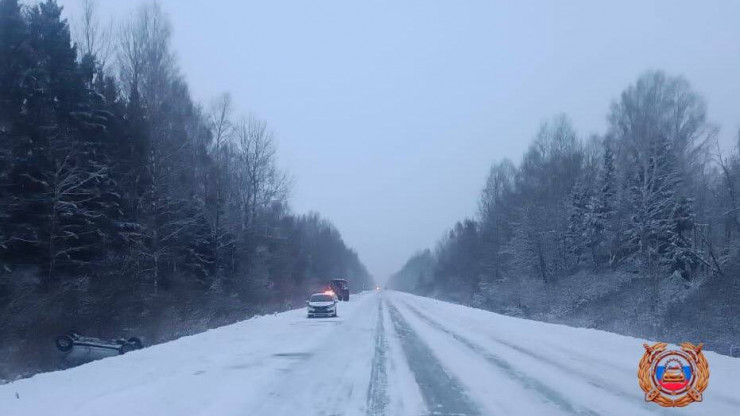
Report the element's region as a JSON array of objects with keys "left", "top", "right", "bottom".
[{"left": 1, "top": 291, "right": 738, "bottom": 416}]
